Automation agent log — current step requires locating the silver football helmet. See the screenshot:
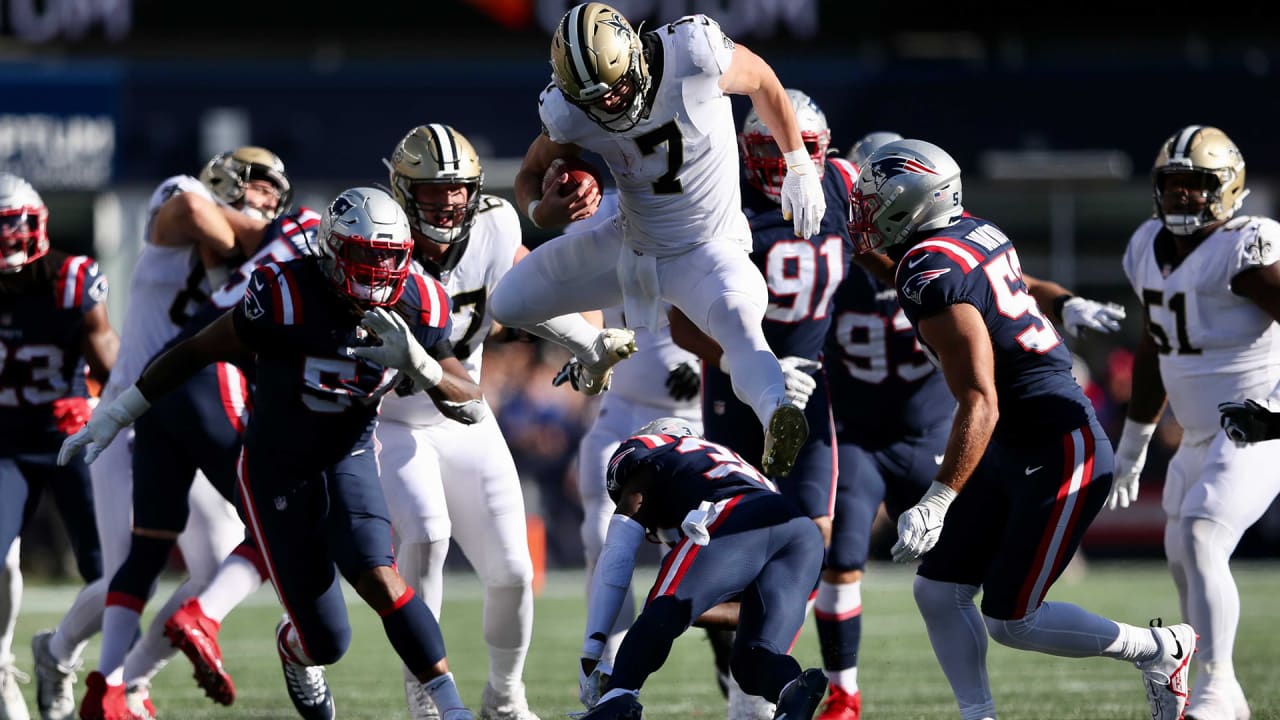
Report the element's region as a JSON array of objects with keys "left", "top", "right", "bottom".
[
  {"left": 315, "top": 187, "right": 414, "bottom": 307},
  {"left": 387, "top": 123, "right": 484, "bottom": 245},
  {"left": 199, "top": 146, "right": 292, "bottom": 221},
  {"left": 635, "top": 417, "right": 701, "bottom": 438},
  {"left": 740, "top": 88, "right": 830, "bottom": 203},
  {"left": 550, "top": 2, "right": 651, "bottom": 132},
  {"left": 847, "top": 139, "right": 963, "bottom": 254},
  {"left": 0, "top": 173, "right": 49, "bottom": 273},
  {"left": 846, "top": 131, "right": 904, "bottom": 169},
  {"left": 1152, "top": 125, "right": 1247, "bottom": 236}
]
